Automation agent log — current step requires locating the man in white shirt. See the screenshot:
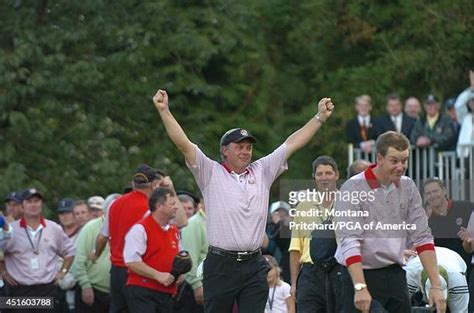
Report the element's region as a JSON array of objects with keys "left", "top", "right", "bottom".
[{"left": 406, "top": 247, "right": 469, "bottom": 312}]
